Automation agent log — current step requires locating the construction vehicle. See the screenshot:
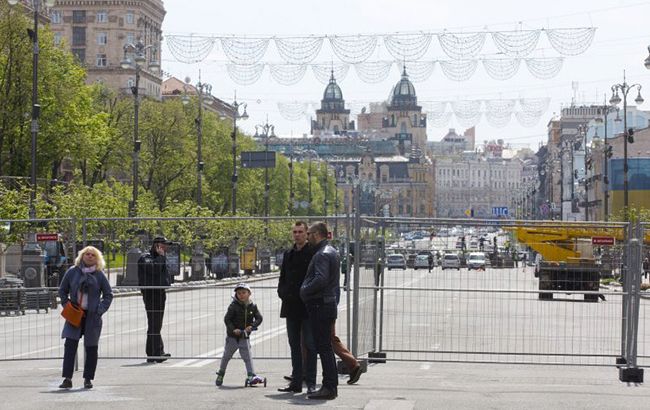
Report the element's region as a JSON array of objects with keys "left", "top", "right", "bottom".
[{"left": 508, "top": 226, "right": 638, "bottom": 302}]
